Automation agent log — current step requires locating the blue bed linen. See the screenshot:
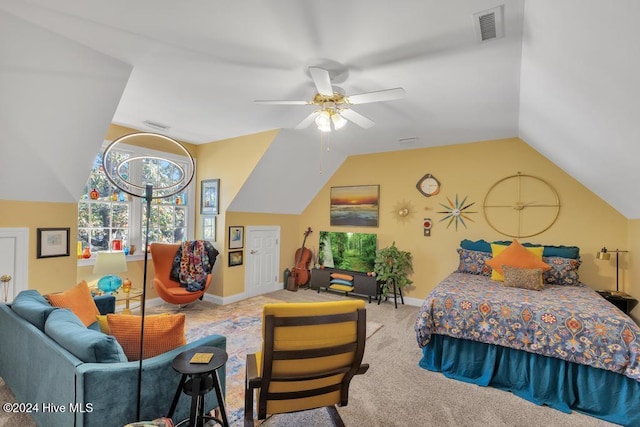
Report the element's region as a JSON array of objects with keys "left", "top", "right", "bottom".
[
  {"left": 420, "top": 334, "right": 640, "bottom": 426},
  {"left": 414, "top": 272, "right": 640, "bottom": 381}
]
